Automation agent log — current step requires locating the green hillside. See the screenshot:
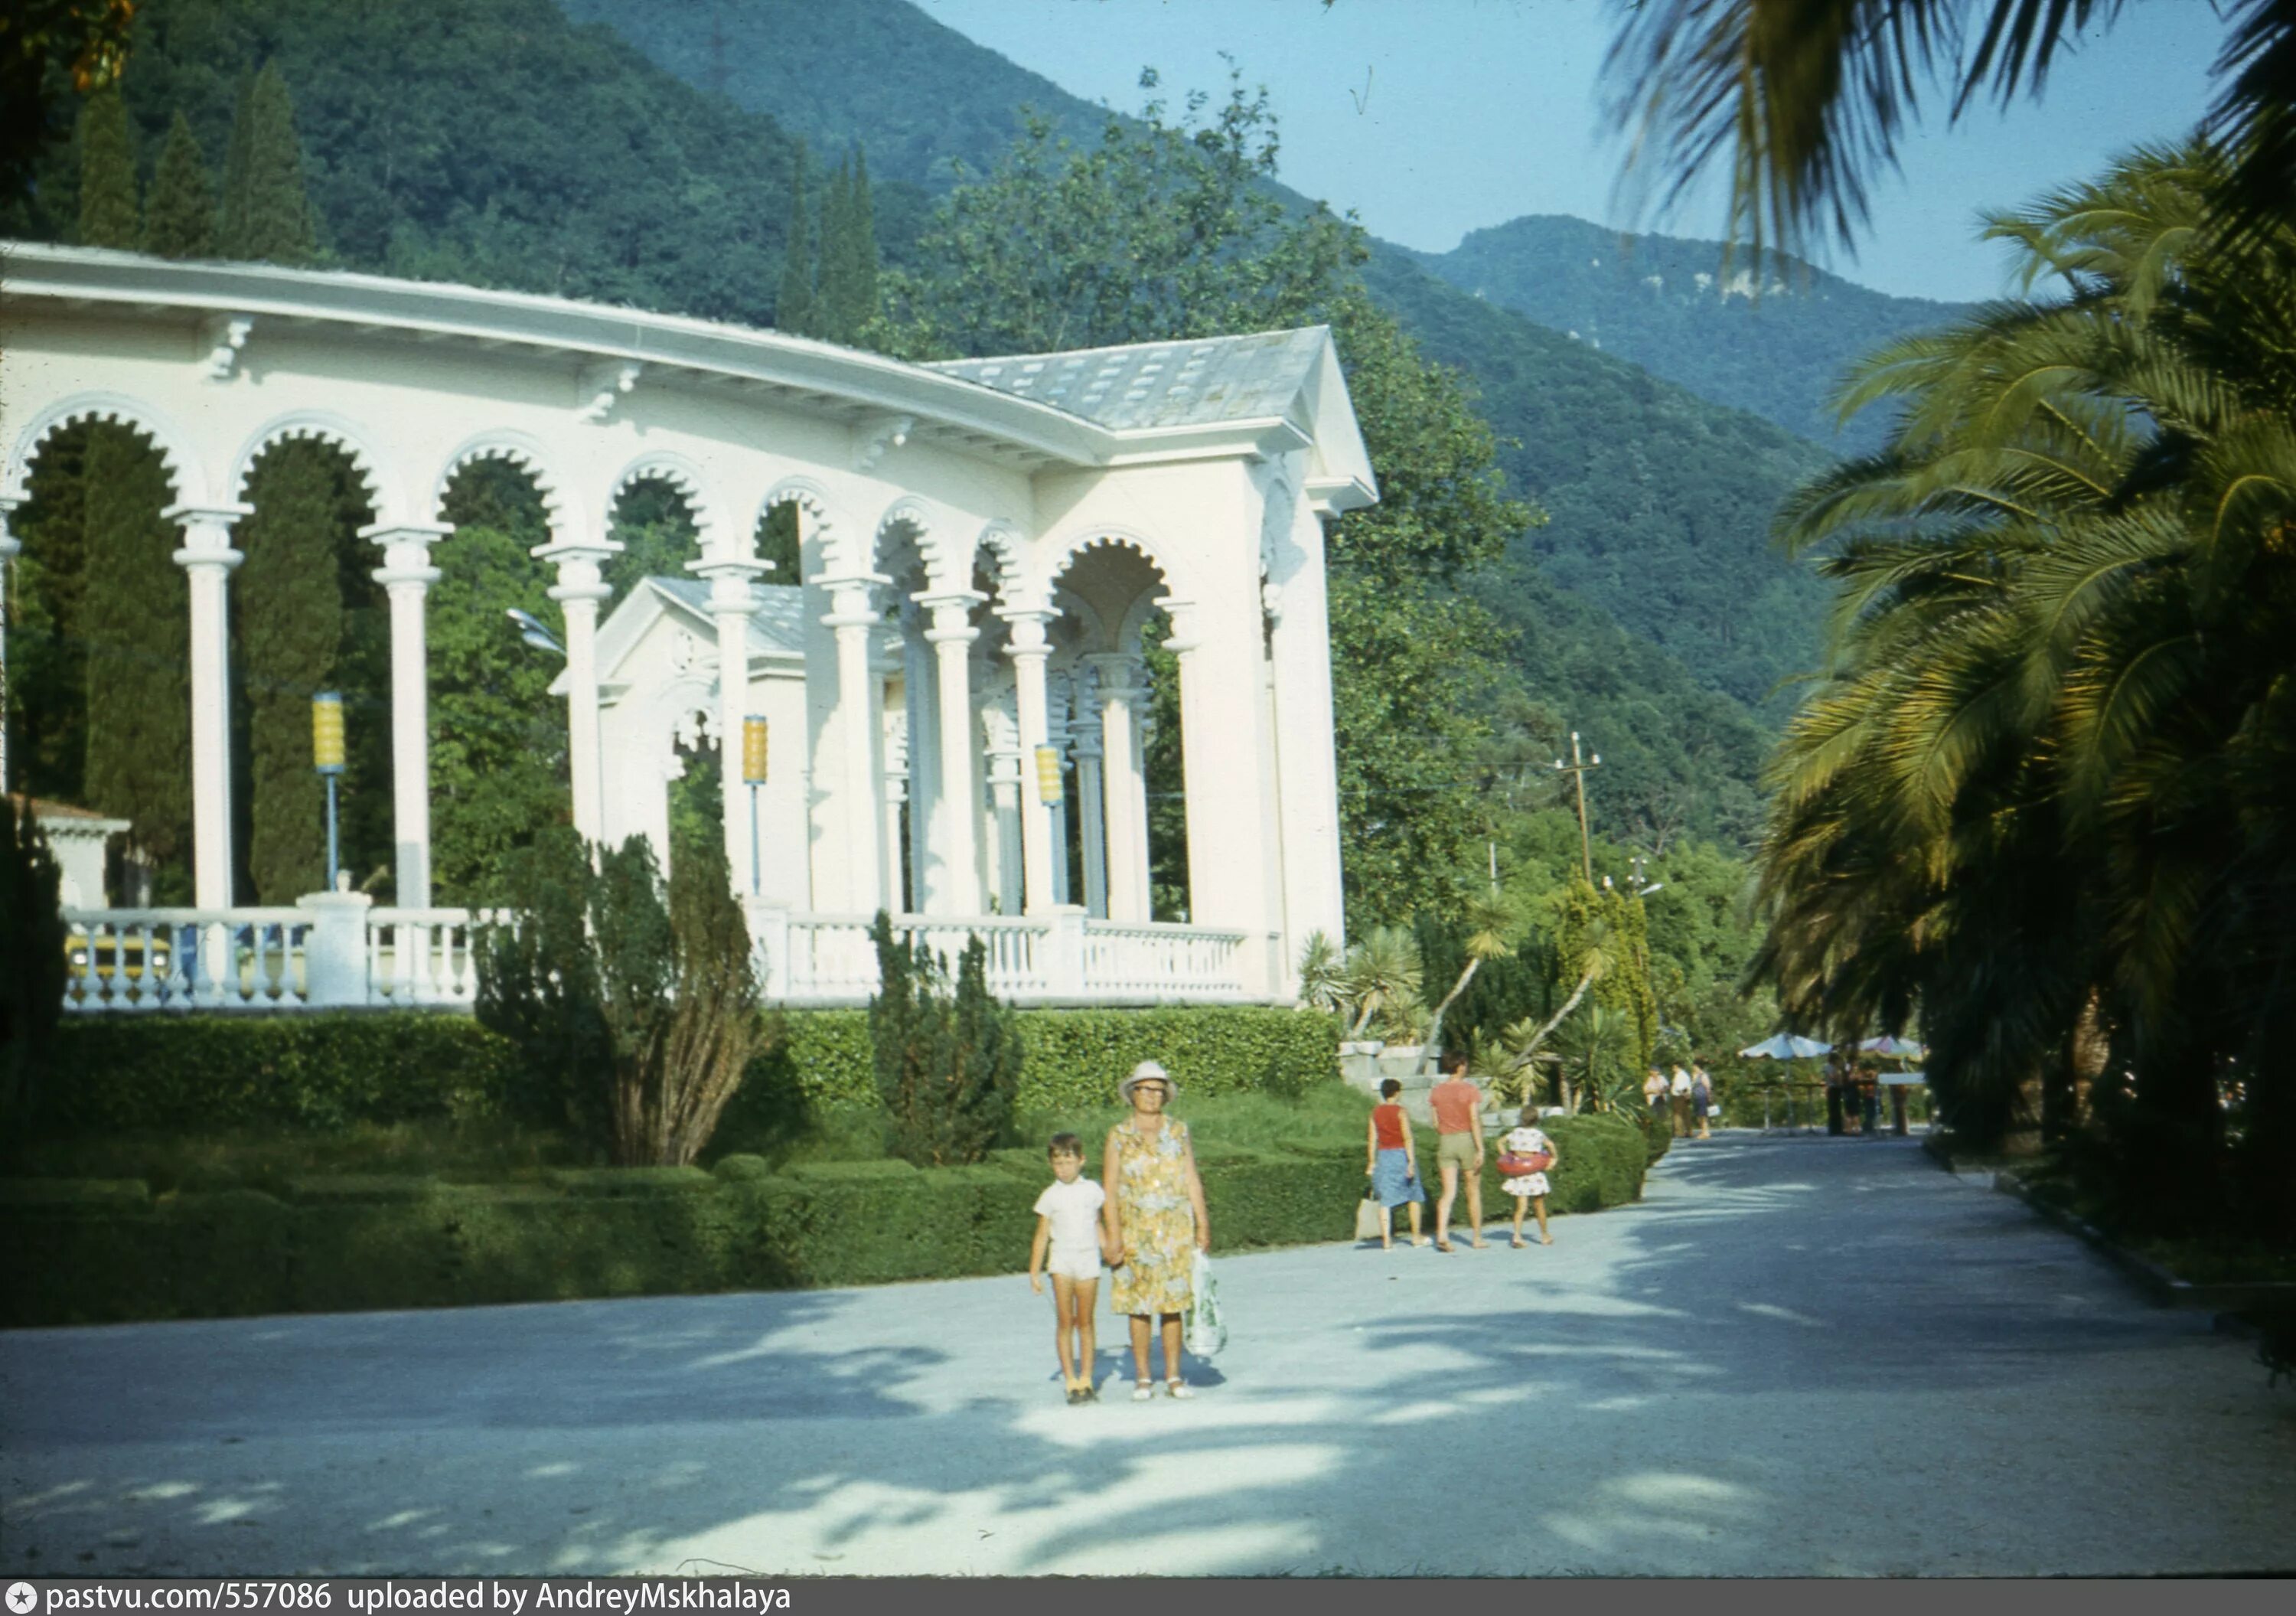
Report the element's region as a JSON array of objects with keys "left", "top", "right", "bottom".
[{"left": 1414, "top": 214, "right": 1964, "bottom": 452}]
